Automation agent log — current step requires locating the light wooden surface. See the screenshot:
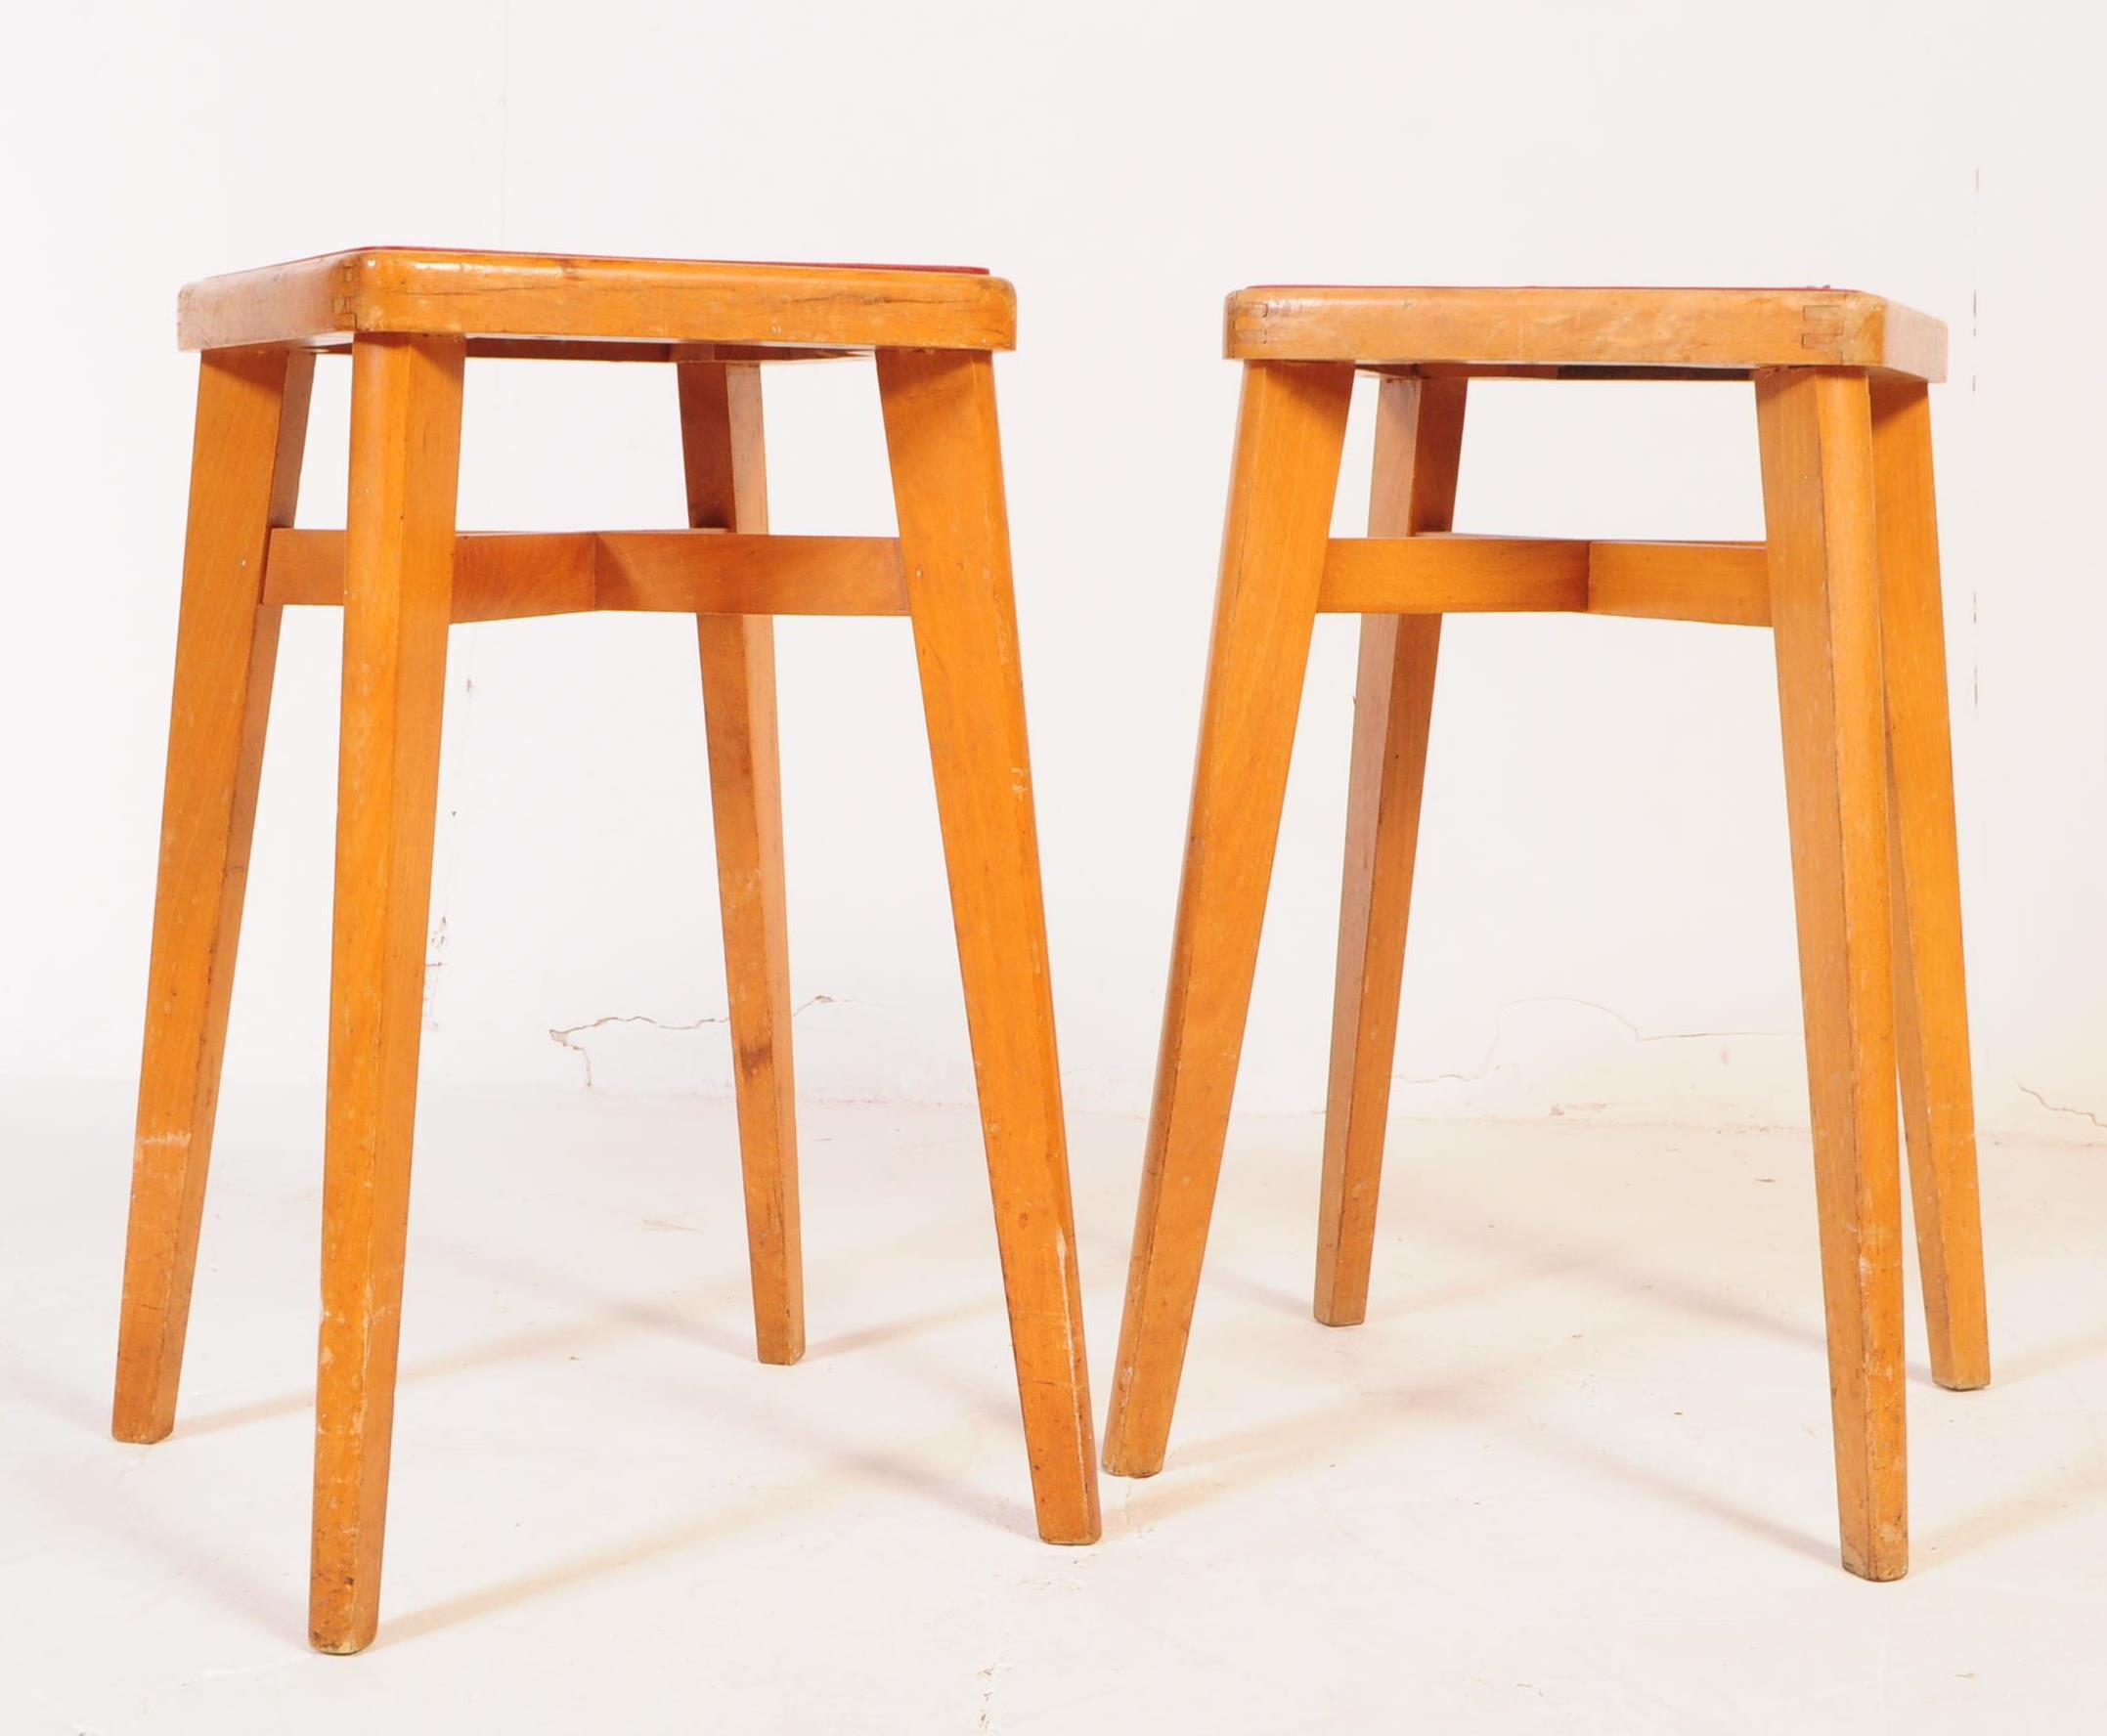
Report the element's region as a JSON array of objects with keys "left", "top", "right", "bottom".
[
  {"left": 128, "top": 249, "right": 1098, "bottom": 1651},
  {"left": 1315, "top": 374, "right": 1465, "bottom": 1326},
  {"left": 265, "top": 527, "right": 1768, "bottom": 627},
  {"left": 877, "top": 348, "right": 1101, "bottom": 1545},
  {"left": 1109, "top": 297, "right": 1983, "bottom": 1585},
  {"left": 113, "top": 346, "right": 313, "bottom": 1444},
  {"left": 178, "top": 249, "right": 1016, "bottom": 354},
  {"left": 320, "top": 338, "right": 860, "bottom": 365},
  {"left": 1869, "top": 375, "right": 1990, "bottom": 1392},
  {"left": 1314, "top": 536, "right": 1771, "bottom": 624},
  {"left": 1227, "top": 286, "right": 1946, "bottom": 381},
  {"left": 1101, "top": 360, "right": 1357, "bottom": 1479},
  {"left": 680, "top": 359, "right": 805, "bottom": 1367},
  {"left": 263, "top": 528, "right": 909, "bottom": 619},
  {"left": 1319, "top": 532, "right": 1584, "bottom": 612},
  {"left": 1584, "top": 539, "right": 1772, "bottom": 626},
  {"left": 1756, "top": 366, "right": 1909, "bottom": 1580},
  {"left": 310, "top": 332, "right": 466, "bottom": 1653}
]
